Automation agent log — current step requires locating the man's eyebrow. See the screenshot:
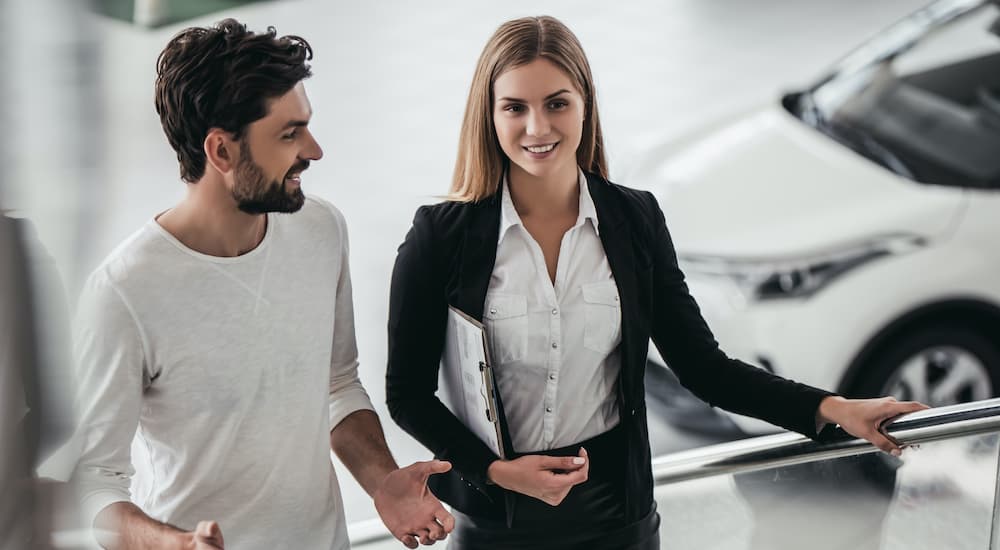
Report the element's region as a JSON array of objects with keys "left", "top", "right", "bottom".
[
  {"left": 496, "top": 89, "right": 571, "bottom": 103},
  {"left": 281, "top": 119, "right": 310, "bottom": 130}
]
